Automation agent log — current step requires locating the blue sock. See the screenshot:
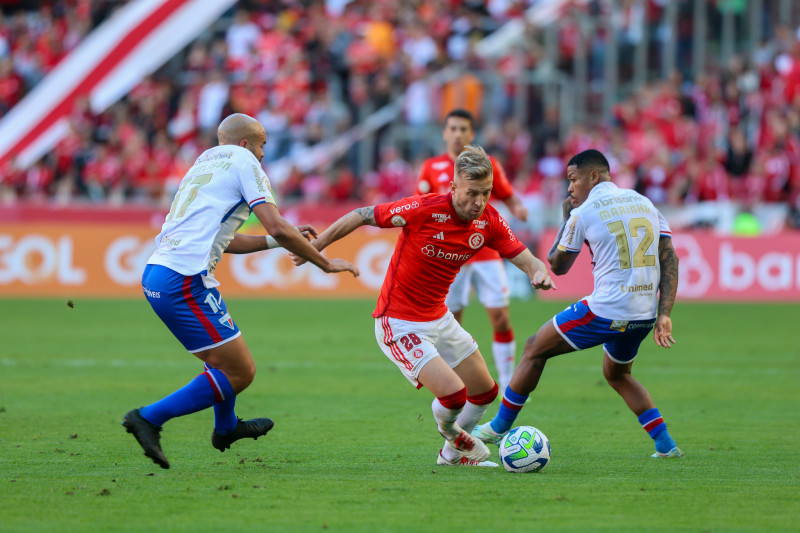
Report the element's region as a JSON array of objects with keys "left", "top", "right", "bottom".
[
  {"left": 139, "top": 368, "right": 235, "bottom": 427},
  {"left": 213, "top": 397, "right": 238, "bottom": 435},
  {"left": 638, "top": 408, "right": 677, "bottom": 453},
  {"left": 205, "top": 364, "right": 238, "bottom": 435},
  {"left": 490, "top": 386, "right": 529, "bottom": 434}
]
